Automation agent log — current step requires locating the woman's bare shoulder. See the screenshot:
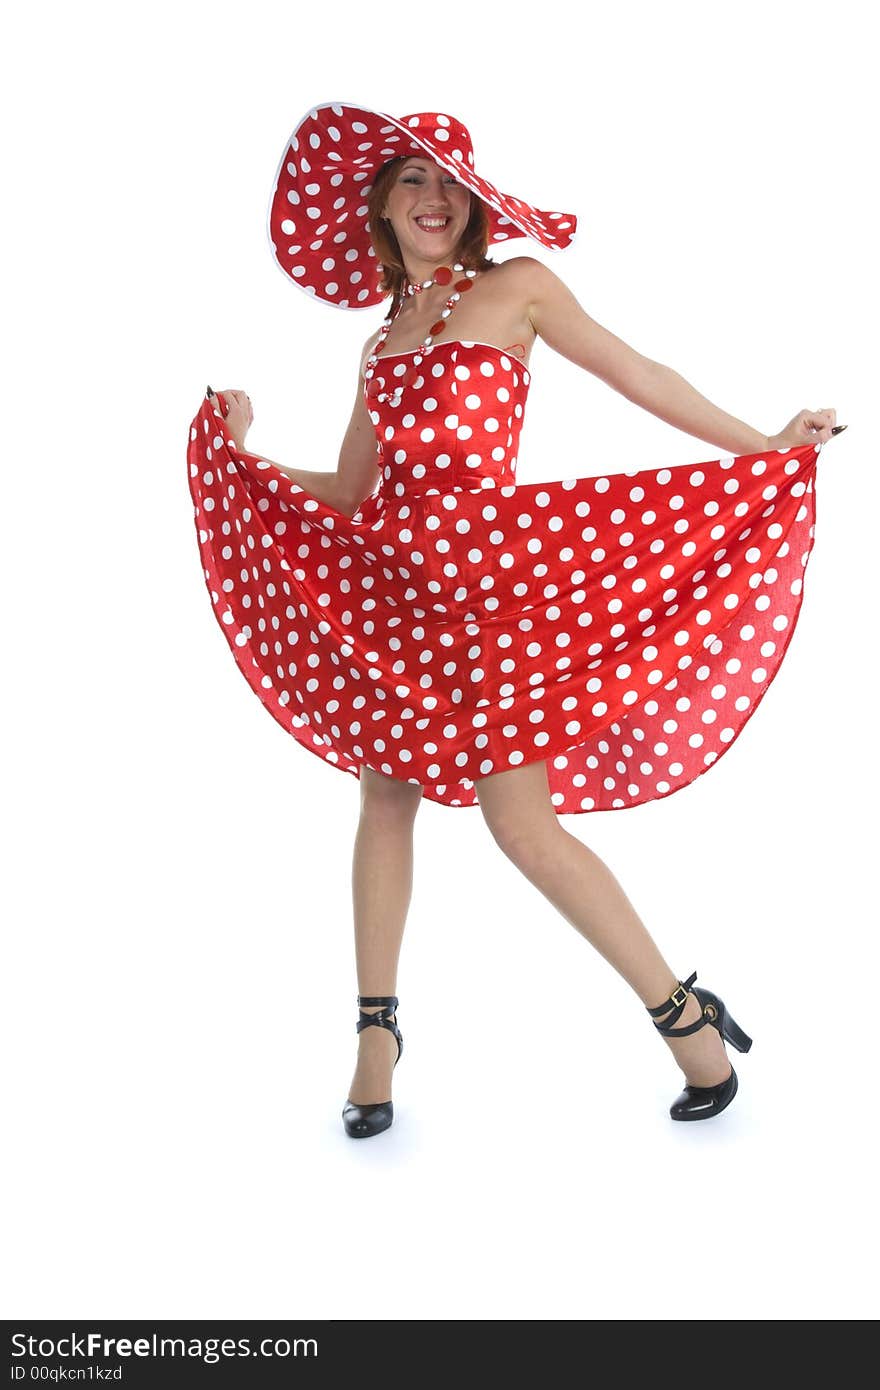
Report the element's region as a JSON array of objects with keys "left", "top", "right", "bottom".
[
  {"left": 494, "top": 254, "right": 542, "bottom": 274},
  {"left": 493, "top": 254, "right": 555, "bottom": 288},
  {"left": 490, "top": 254, "right": 565, "bottom": 316},
  {"left": 359, "top": 320, "right": 386, "bottom": 375}
]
